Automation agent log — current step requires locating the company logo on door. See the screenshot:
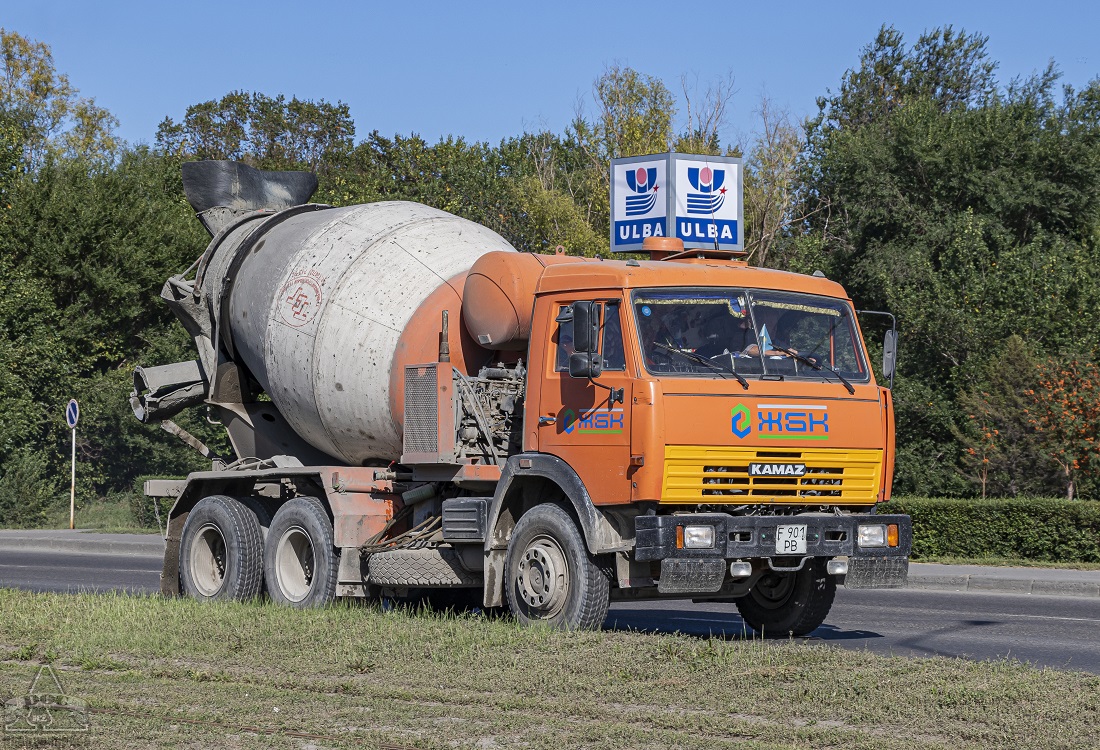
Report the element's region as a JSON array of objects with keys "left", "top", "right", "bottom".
[
  {"left": 731, "top": 403, "right": 829, "bottom": 440},
  {"left": 560, "top": 407, "right": 624, "bottom": 435}
]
